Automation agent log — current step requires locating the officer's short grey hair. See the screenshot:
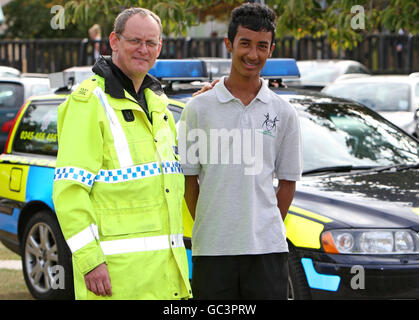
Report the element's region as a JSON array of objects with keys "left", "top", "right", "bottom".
[{"left": 113, "top": 7, "right": 162, "bottom": 39}]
